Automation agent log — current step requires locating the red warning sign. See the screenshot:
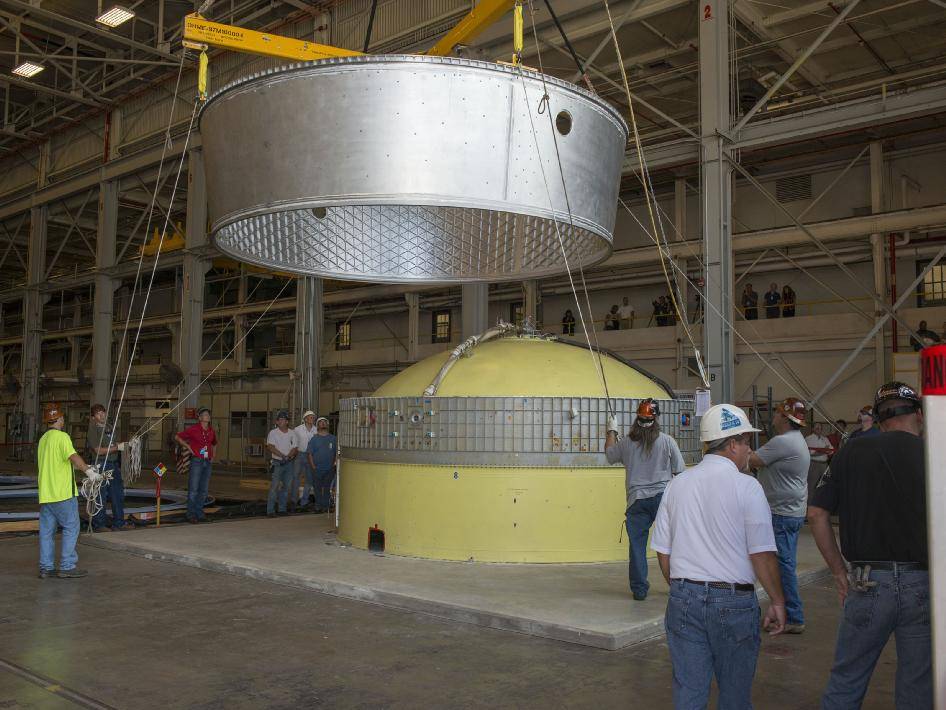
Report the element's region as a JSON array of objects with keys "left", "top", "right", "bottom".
[{"left": 921, "top": 344, "right": 946, "bottom": 396}]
